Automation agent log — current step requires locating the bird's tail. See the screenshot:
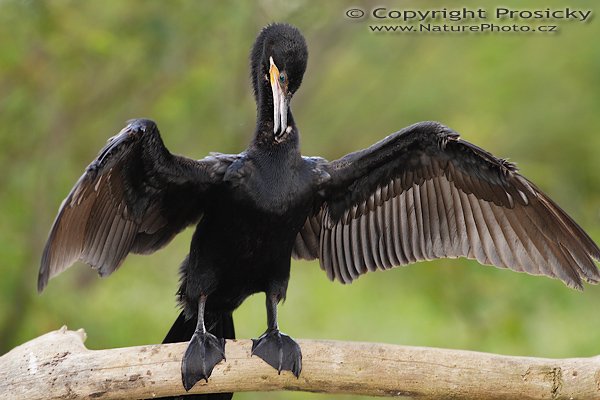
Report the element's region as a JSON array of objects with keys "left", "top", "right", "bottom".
[{"left": 157, "top": 311, "right": 235, "bottom": 400}]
